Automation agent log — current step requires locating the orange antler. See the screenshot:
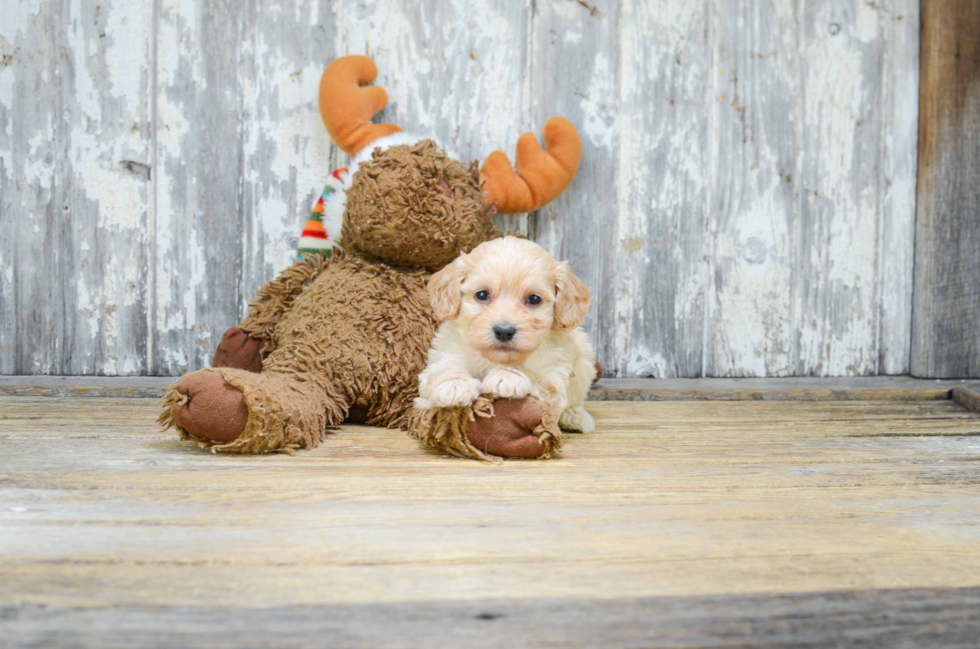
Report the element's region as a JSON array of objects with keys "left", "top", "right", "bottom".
[
  {"left": 480, "top": 117, "right": 582, "bottom": 214},
  {"left": 319, "top": 56, "right": 401, "bottom": 156}
]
